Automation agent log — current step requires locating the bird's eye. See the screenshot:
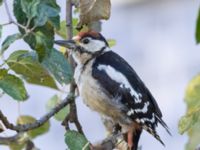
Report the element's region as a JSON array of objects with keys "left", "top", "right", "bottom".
[{"left": 82, "top": 38, "right": 90, "bottom": 44}]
